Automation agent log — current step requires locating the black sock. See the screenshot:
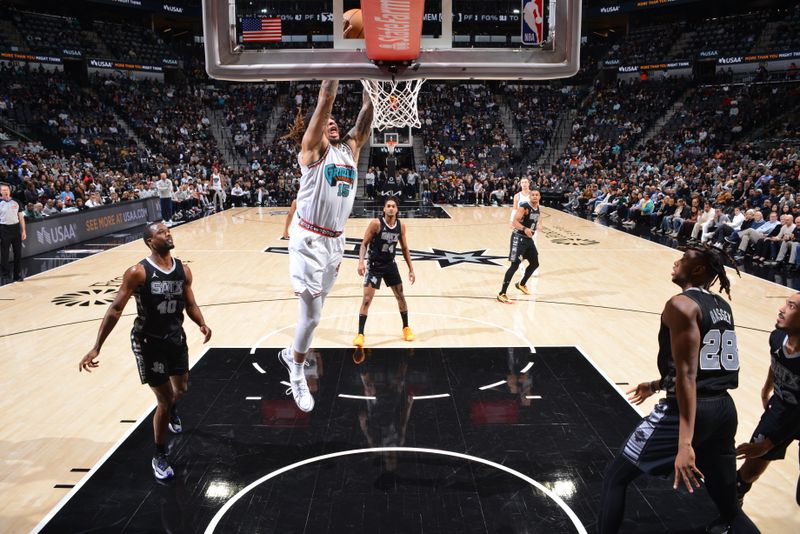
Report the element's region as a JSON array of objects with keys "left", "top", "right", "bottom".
[
  {"left": 400, "top": 311, "right": 408, "bottom": 328},
  {"left": 501, "top": 262, "right": 520, "bottom": 294},
  {"left": 170, "top": 404, "right": 178, "bottom": 419},
  {"left": 155, "top": 443, "right": 167, "bottom": 455},
  {"left": 358, "top": 314, "right": 367, "bottom": 335},
  {"left": 520, "top": 261, "right": 538, "bottom": 286}
]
